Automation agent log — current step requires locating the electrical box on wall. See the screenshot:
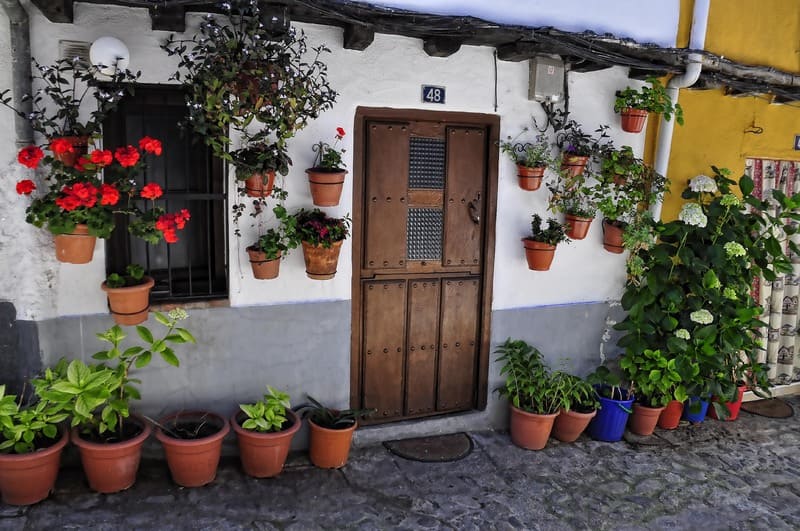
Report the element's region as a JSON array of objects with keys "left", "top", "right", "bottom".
[{"left": 528, "top": 56, "right": 564, "bottom": 102}]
